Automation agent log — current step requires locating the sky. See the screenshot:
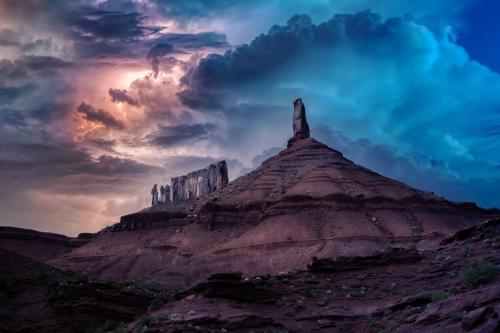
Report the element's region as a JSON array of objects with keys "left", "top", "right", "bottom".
[{"left": 0, "top": 0, "right": 499, "bottom": 236}]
